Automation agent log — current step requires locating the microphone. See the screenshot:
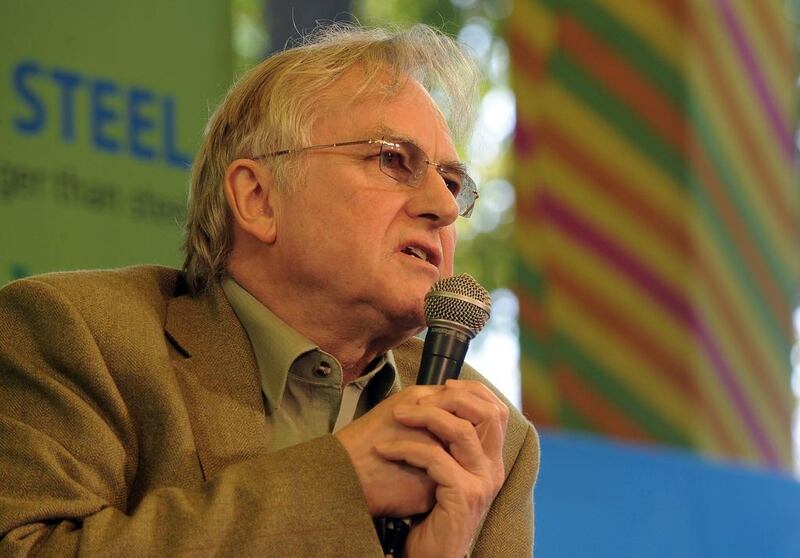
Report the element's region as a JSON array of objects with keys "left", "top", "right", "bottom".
[
  {"left": 382, "top": 274, "right": 492, "bottom": 557},
  {"left": 416, "top": 273, "right": 492, "bottom": 386}
]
